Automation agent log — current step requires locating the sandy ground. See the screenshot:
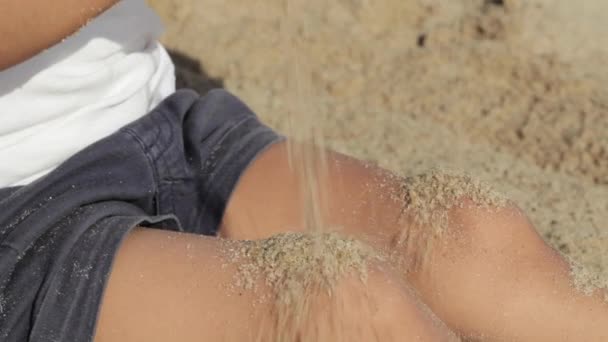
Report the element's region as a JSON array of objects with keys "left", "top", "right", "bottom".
[{"left": 147, "top": 0, "right": 608, "bottom": 286}]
